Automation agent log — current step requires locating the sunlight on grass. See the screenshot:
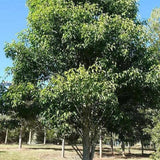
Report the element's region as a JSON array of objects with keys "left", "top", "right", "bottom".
[{"left": 0, "top": 144, "right": 153, "bottom": 160}]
